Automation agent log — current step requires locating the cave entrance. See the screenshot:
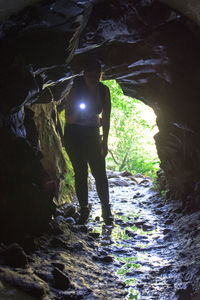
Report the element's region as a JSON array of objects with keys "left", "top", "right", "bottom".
[{"left": 103, "top": 79, "right": 160, "bottom": 178}]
